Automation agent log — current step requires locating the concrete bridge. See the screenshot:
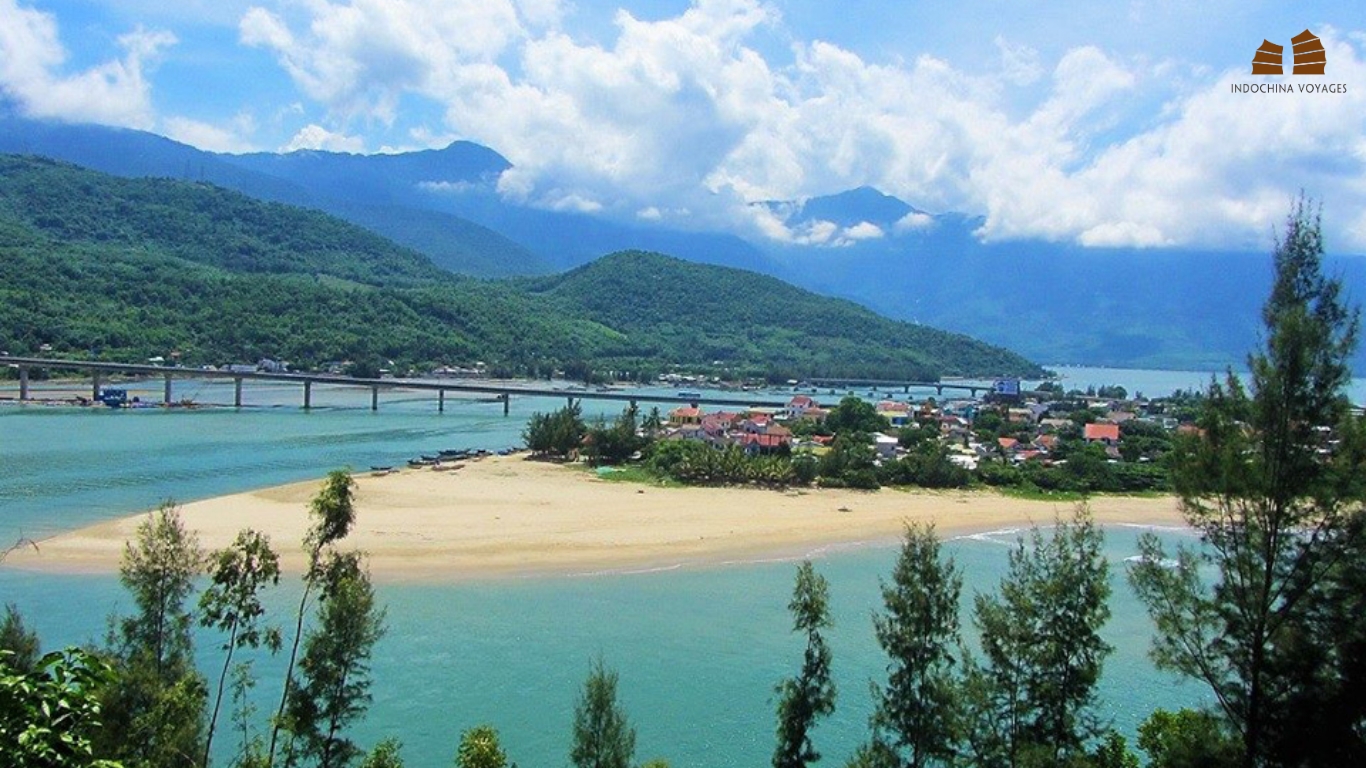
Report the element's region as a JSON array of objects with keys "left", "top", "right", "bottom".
[
  {"left": 1, "top": 356, "right": 802, "bottom": 414},
  {"left": 805, "top": 377, "right": 993, "bottom": 397}
]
